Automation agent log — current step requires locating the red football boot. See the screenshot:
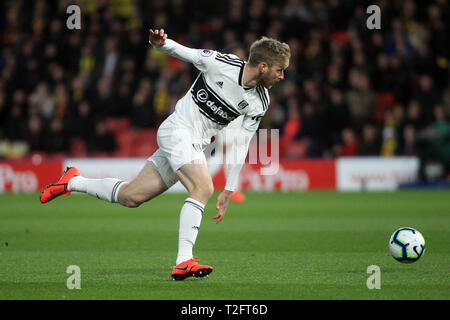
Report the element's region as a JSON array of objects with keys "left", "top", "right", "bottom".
[
  {"left": 171, "top": 258, "right": 213, "bottom": 281},
  {"left": 40, "top": 167, "right": 80, "bottom": 203}
]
